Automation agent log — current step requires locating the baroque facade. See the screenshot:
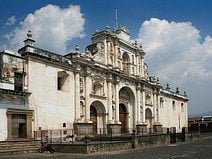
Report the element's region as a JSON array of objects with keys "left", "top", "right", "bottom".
[{"left": 0, "top": 26, "right": 188, "bottom": 141}]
